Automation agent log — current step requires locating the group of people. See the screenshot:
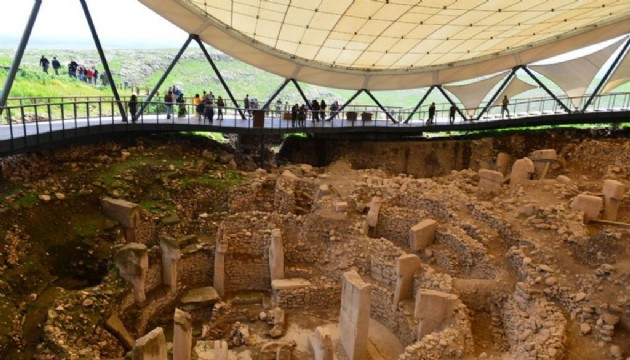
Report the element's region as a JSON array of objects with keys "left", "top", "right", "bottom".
[
  {"left": 194, "top": 91, "right": 226, "bottom": 122},
  {"left": 425, "top": 95, "right": 510, "bottom": 124},
  {"left": 286, "top": 99, "right": 341, "bottom": 126},
  {"left": 39, "top": 55, "right": 100, "bottom": 85}
]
